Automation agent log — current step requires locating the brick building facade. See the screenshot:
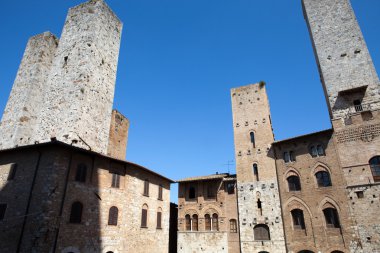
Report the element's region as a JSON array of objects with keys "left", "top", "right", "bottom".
[{"left": 0, "top": 1, "right": 173, "bottom": 253}]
